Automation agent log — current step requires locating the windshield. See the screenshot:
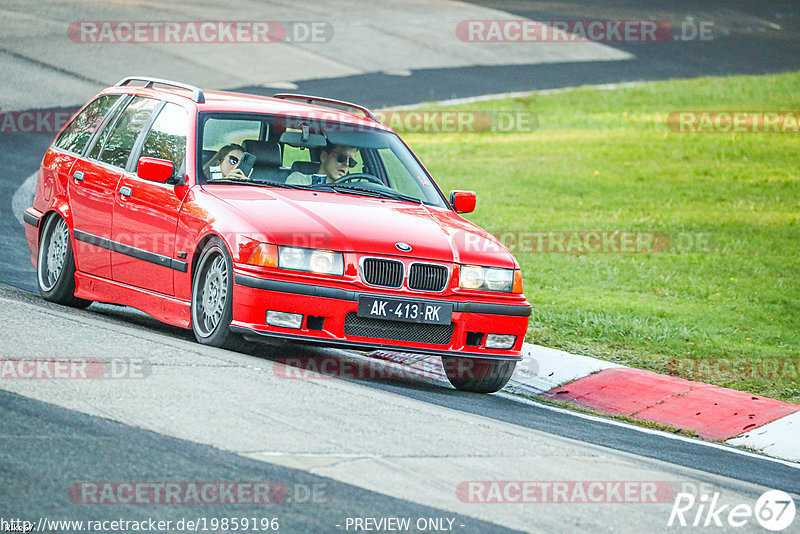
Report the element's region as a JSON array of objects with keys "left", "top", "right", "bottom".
[{"left": 197, "top": 112, "right": 447, "bottom": 207}]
